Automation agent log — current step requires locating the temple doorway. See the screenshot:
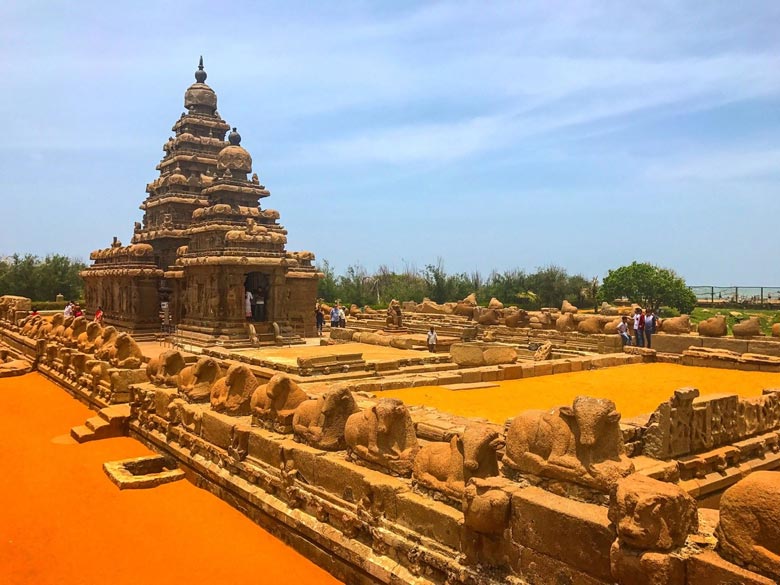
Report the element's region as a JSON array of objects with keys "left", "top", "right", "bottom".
[{"left": 244, "top": 272, "right": 270, "bottom": 322}]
